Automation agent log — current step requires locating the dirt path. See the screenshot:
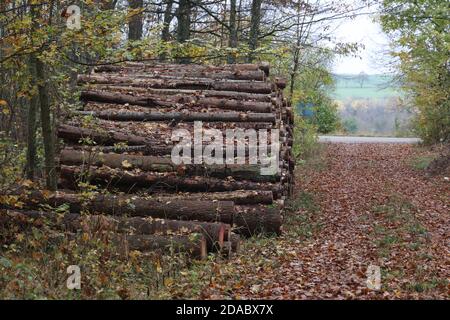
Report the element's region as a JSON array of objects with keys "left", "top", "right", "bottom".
[
  {"left": 172, "top": 143, "right": 448, "bottom": 299},
  {"left": 318, "top": 135, "right": 422, "bottom": 144}
]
